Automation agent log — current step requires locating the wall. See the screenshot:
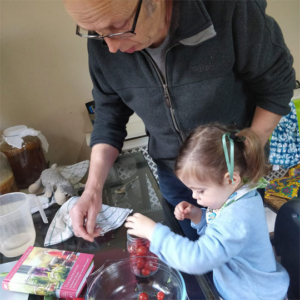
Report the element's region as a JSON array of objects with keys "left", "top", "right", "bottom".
[
  {"left": 1, "top": 0, "right": 299, "bottom": 165},
  {"left": 266, "top": 0, "right": 300, "bottom": 78},
  {"left": 1, "top": 1, "right": 93, "bottom": 165}
]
